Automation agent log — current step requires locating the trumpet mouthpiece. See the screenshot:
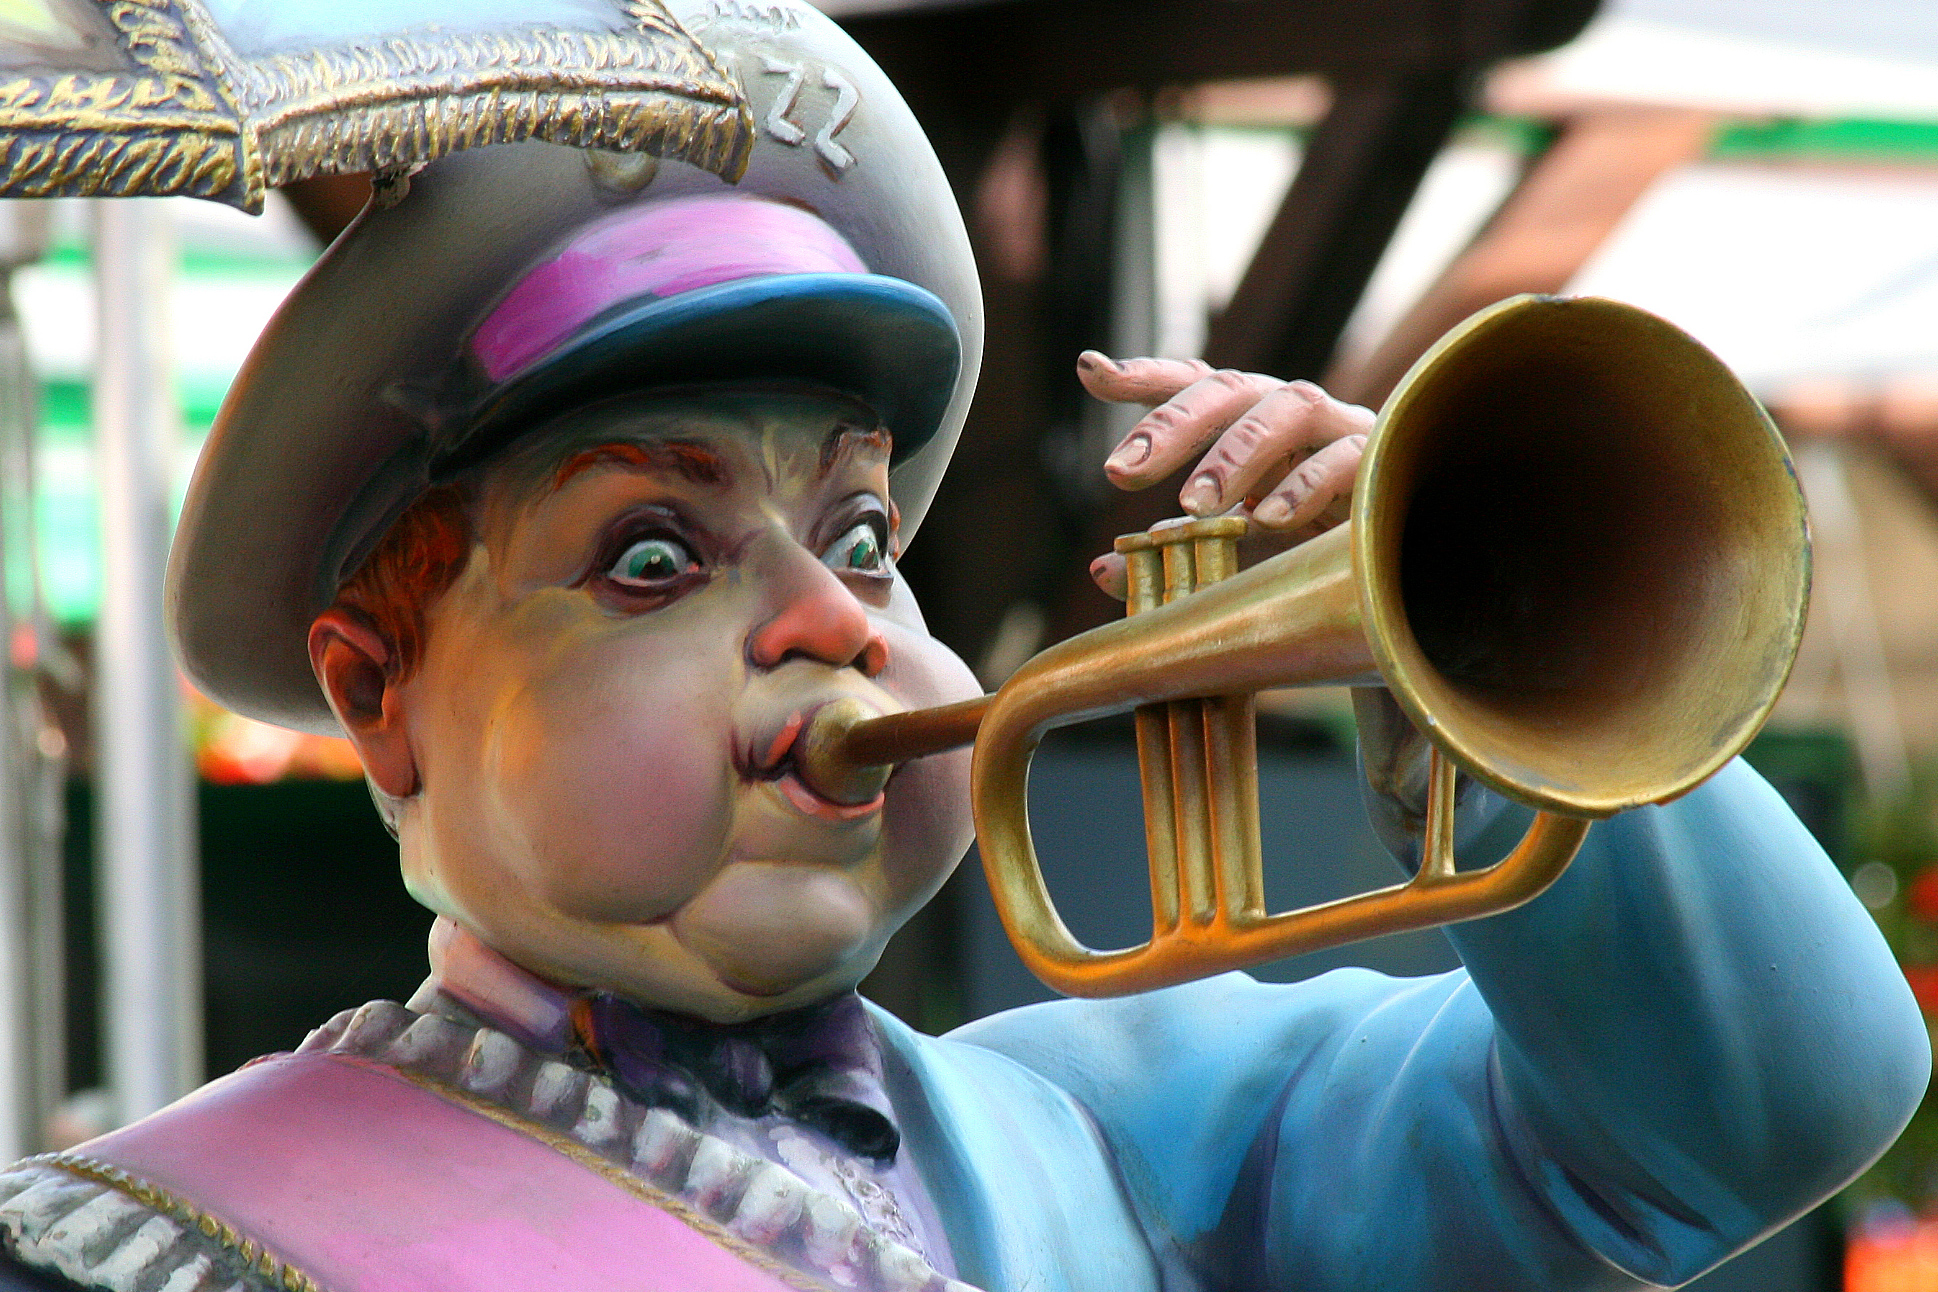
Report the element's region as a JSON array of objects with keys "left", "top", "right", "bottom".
[
  {"left": 795, "top": 697, "right": 898, "bottom": 806},
  {"left": 793, "top": 693, "right": 993, "bottom": 806}
]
